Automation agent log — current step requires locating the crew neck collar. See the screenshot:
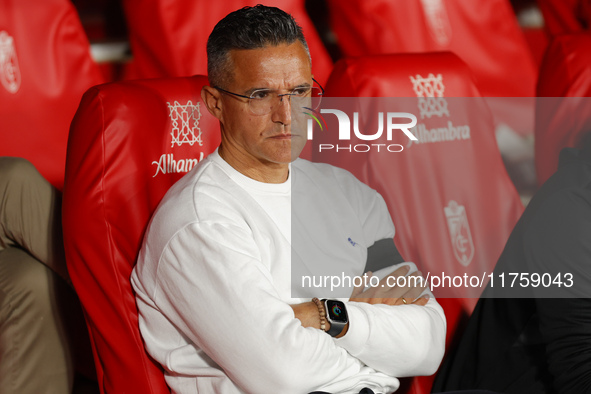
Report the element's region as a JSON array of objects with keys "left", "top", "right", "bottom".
[{"left": 210, "top": 148, "right": 292, "bottom": 194}]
